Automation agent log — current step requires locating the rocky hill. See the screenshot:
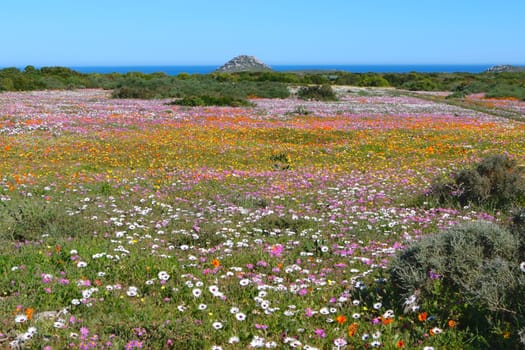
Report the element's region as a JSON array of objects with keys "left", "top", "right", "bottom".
[
  {"left": 485, "top": 65, "right": 525, "bottom": 73},
  {"left": 215, "top": 55, "right": 272, "bottom": 73}
]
